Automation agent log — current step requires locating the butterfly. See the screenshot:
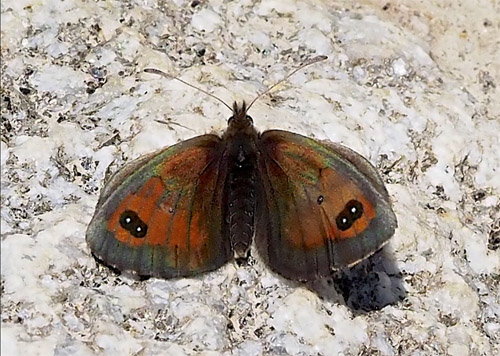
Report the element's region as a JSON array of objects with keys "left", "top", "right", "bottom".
[{"left": 86, "top": 57, "right": 397, "bottom": 281}]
